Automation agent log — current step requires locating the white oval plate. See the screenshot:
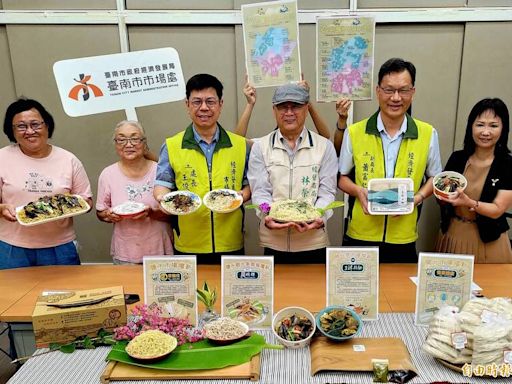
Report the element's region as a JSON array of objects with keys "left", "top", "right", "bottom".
[
  {"left": 112, "top": 201, "right": 146, "bottom": 217},
  {"left": 16, "top": 194, "right": 90, "bottom": 227}
]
